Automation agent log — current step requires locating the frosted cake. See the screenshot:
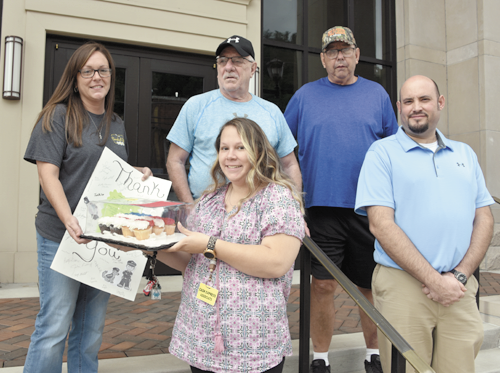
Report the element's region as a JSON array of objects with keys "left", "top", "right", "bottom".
[{"left": 82, "top": 199, "right": 190, "bottom": 250}]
